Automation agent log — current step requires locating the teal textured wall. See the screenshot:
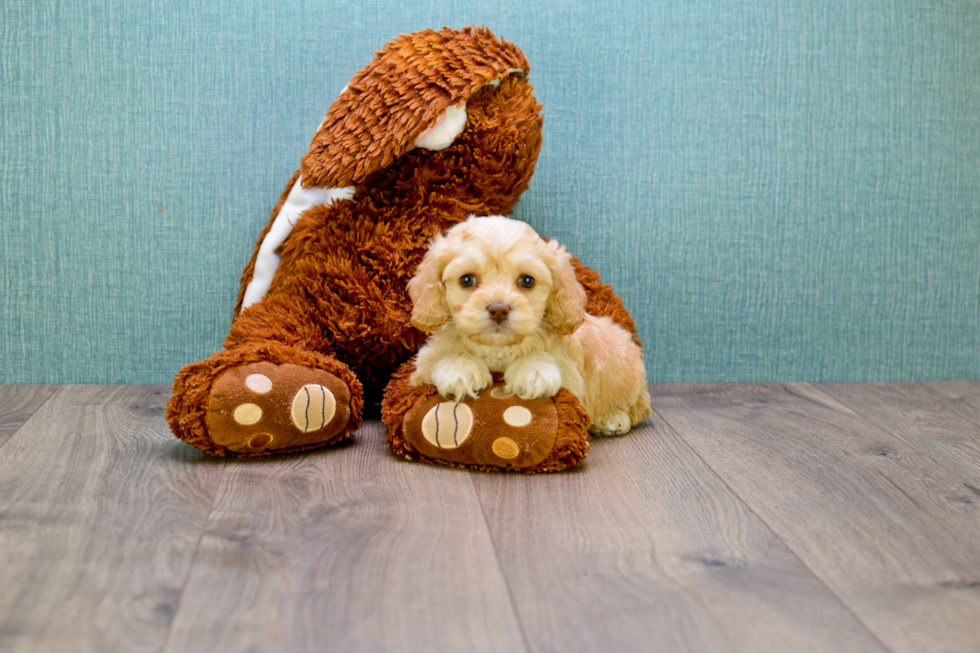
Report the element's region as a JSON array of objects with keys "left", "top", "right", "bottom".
[{"left": 2, "top": 1, "right": 978, "bottom": 384}]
